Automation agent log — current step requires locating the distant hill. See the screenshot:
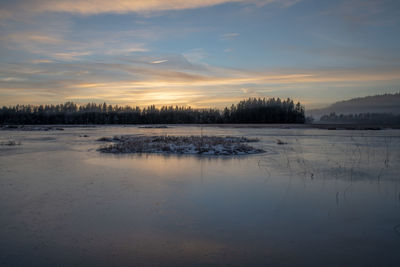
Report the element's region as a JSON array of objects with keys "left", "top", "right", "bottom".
[{"left": 308, "top": 93, "right": 400, "bottom": 119}]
